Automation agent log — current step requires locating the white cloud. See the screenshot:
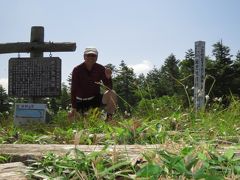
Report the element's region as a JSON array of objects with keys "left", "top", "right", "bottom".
[
  {"left": 0, "top": 78, "right": 8, "bottom": 92},
  {"left": 128, "top": 60, "right": 153, "bottom": 76}
]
